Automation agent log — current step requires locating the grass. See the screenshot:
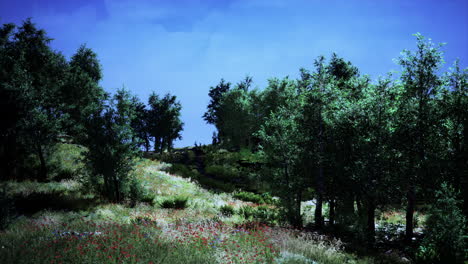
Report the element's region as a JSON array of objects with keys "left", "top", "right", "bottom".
[{"left": 0, "top": 157, "right": 377, "bottom": 264}]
